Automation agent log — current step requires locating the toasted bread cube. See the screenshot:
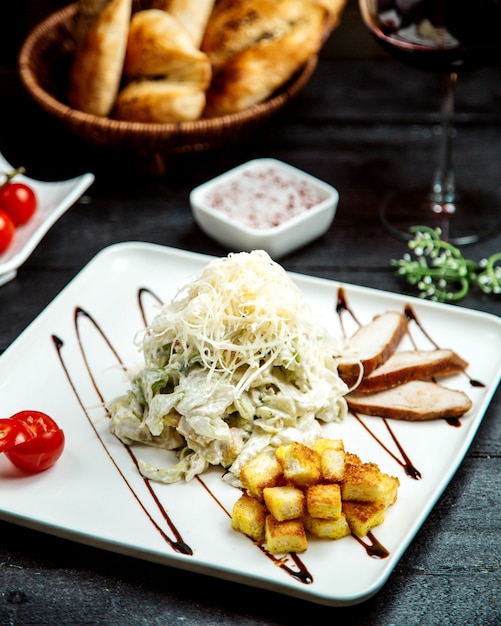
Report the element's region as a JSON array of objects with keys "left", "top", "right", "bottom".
[
  {"left": 311, "top": 438, "right": 346, "bottom": 482},
  {"left": 240, "top": 452, "right": 283, "bottom": 501},
  {"left": 263, "top": 486, "right": 305, "bottom": 522},
  {"left": 379, "top": 472, "right": 400, "bottom": 507},
  {"left": 311, "top": 437, "right": 344, "bottom": 455},
  {"left": 231, "top": 492, "right": 267, "bottom": 542},
  {"left": 343, "top": 500, "right": 387, "bottom": 537},
  {"left": 265, "top": 515, "right": 308, "bottom": 554},
  {"left": 345, "top": 452, "right": 362, "bottom": 465},
  {"left": 341, "top": 461, "right": 380, "bottom": 502},
  {"left": 276, "top": 442, "right": 321, "bottom": 488},
  {"left": 303, "top": 512, "right": 351, "bottom": 540},
  {"left": 306, "top": 483, "right": 342, "bottom": 519},
  {"left": 342, "top": 461, "right": 399, "bottom": 505},
  {"left": 320, "top": 448, "right": 346, "bottom": 483}
]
